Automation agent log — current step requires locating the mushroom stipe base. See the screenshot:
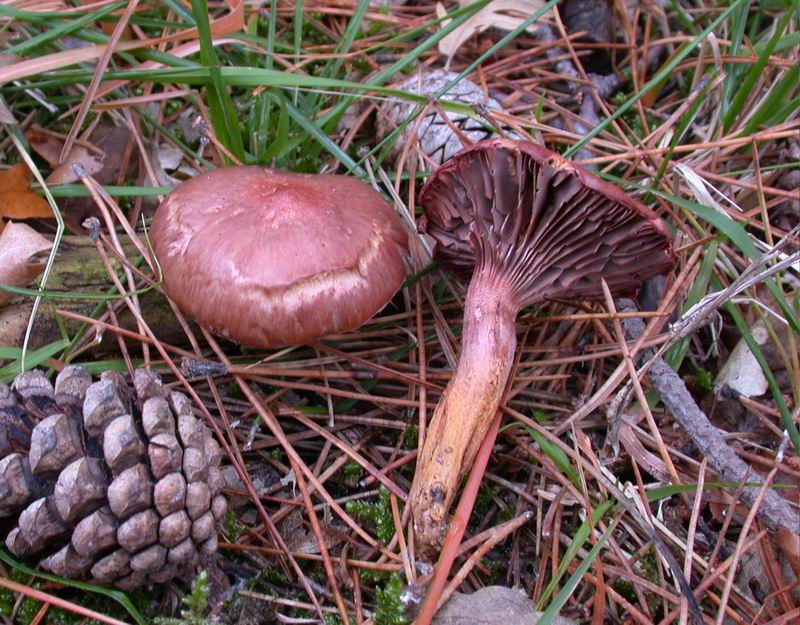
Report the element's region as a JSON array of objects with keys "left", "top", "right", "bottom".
[{"left": 410, "top": 273, "right": 517, "bottom": 552}]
